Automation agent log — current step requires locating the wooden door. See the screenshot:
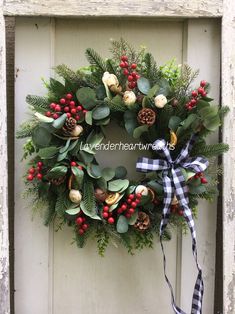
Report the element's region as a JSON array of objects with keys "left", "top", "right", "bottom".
[{"left": 14, "top": 17, "right": 220, "bottom": 314}]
